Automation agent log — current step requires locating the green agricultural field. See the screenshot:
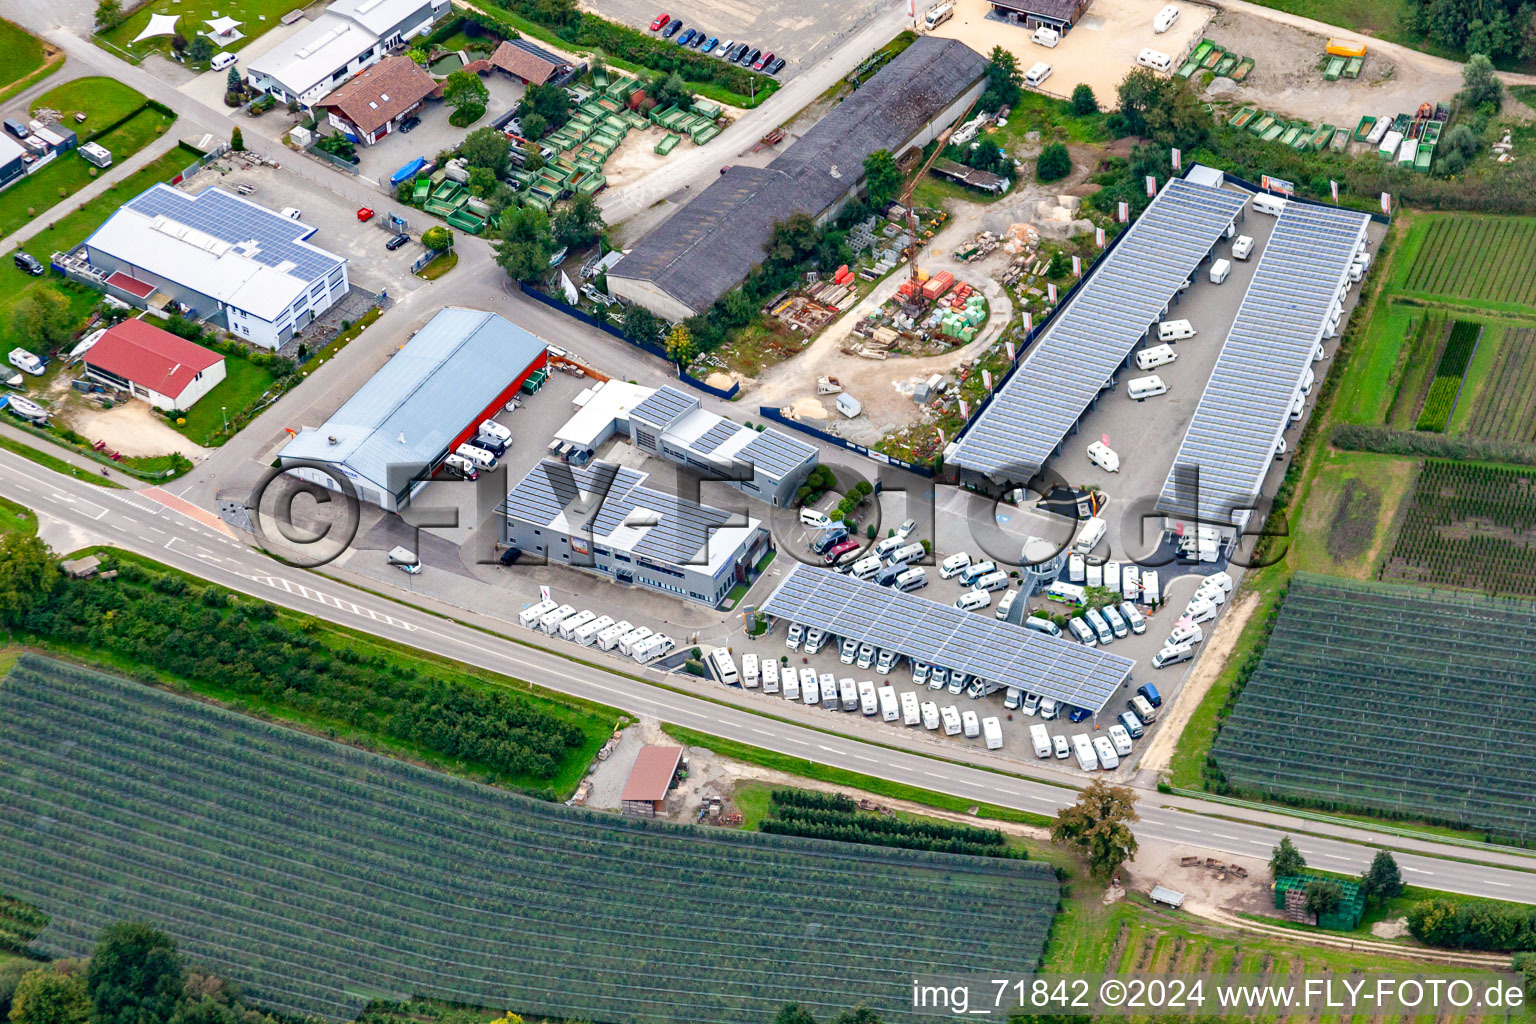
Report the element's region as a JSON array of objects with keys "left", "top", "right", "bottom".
[
  {"left": 1383, "top": 459, "right": 1536, "bottom": 597},
  {"left": 0, "top": 654, "right": 1060, "bottom": 1023},
  {"left": 1400, "top": 214, "right": 1536, "bottom": 313},
  {"left": 1207, "top": 573, "right": 1536, "bottom": 844},
  {"left": 1464, "top": 325, "right": 1536, "bottom": 442},
  {"left": 0, "top": 17, "right": 51, "bottom": 98},
  {"left": 1413, "top": 319, "right": 1480, "bottom": 431}
]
